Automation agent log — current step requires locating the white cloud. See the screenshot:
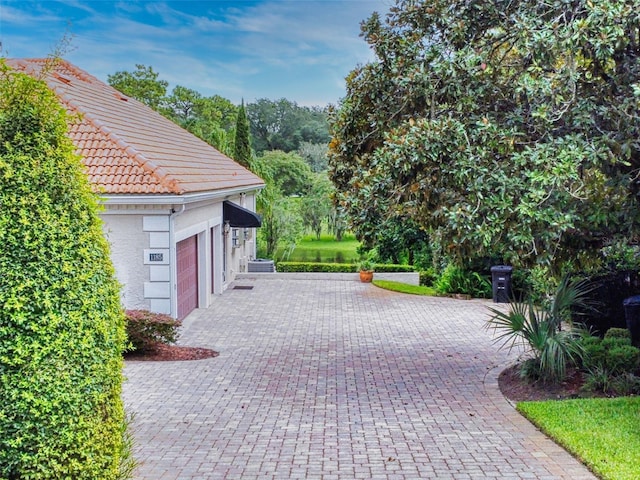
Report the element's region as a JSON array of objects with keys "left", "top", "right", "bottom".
[
  {"left": 55, "top": 0, "right": 96, "bottom": 15},
  {"left": 219, "top": 0, "right": 385, "bottom": 63},
  {"left": 0, "top": 3, "right": 60, "bottom": 25}
]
